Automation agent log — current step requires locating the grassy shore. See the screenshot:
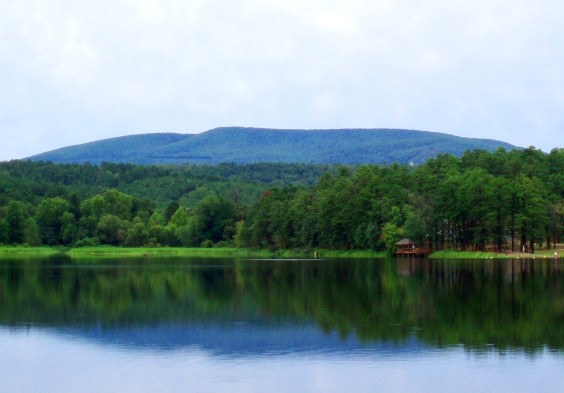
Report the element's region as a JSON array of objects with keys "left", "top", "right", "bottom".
[
  {"left": 311, "top": 249, "right": 389, "bottom": 258},
  {"left": 0, "top": 246, "right": 63, "bottom": 258},
  {"left": 0, "top": 246, "right": 559, "bottom": 260},
  {"left": 0, "top": 246, "right": 389, "bottom": 259},
  {"left": 67, "top": 246, "right": 280, "bottom": 259},
  {"left": 430, "top": 249, "right": 562, "bottom": 259},
  {"left": 66, "top": 247, "right": 389, "bottom": 259}
]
